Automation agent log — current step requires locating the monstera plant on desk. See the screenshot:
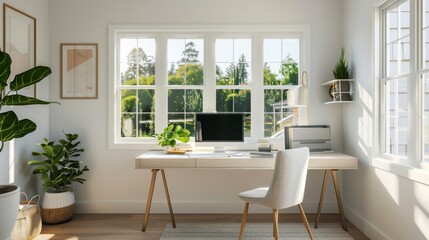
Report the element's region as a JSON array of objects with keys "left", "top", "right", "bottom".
[{"left": 0, "top": 50, "right": 56, "bottom": 240}]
